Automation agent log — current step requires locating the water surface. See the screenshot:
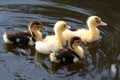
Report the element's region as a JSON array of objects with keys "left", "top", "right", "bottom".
[{"left": 0, "top": 0, "right": 120, "bottom": 80}]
